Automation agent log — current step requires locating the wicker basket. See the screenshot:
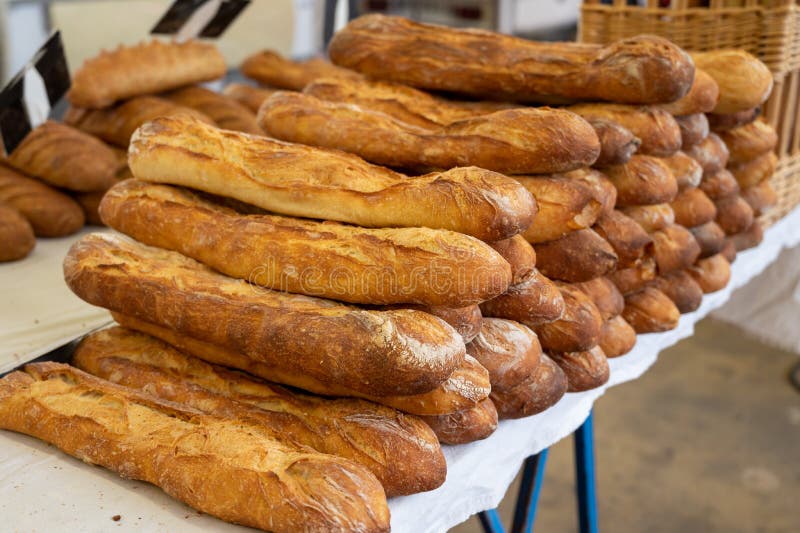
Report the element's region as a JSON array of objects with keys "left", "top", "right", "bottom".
[{"left": 760, "top": 1, "right": 800, "bottom": 79}]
